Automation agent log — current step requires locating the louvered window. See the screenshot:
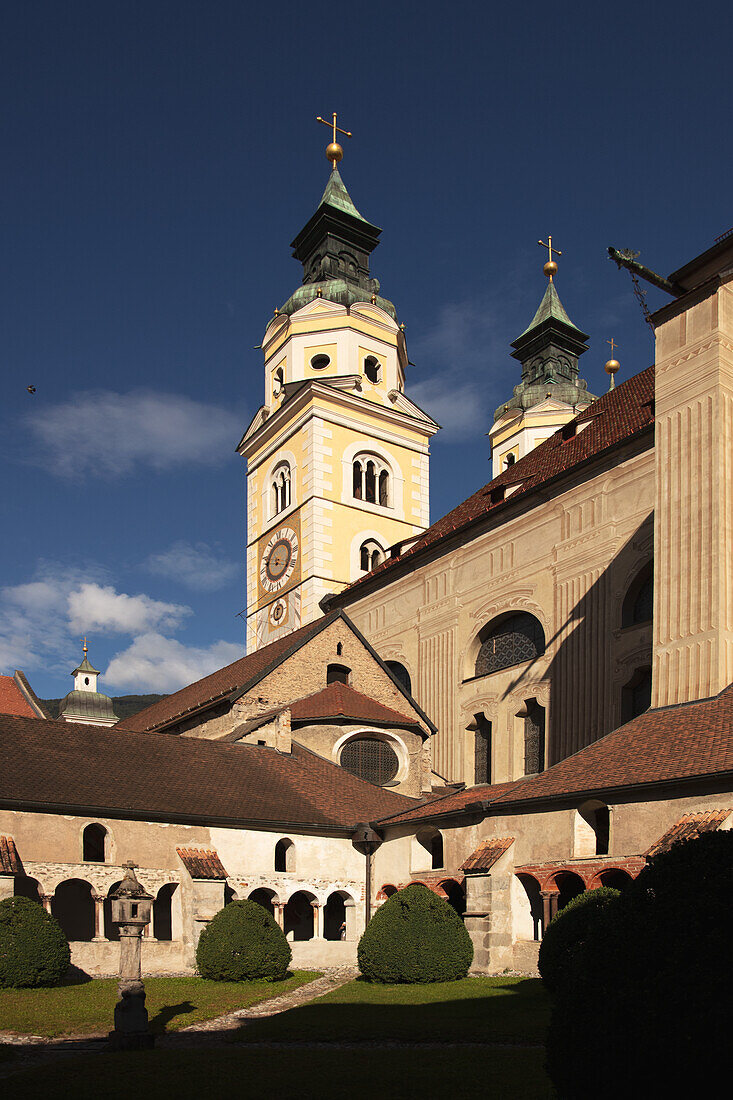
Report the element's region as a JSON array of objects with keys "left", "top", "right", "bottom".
[
  {"left": 475, "top": 613, "right": 545, "bottom": 677},
  {"left": 341, "top": 738, "right": 399, "bottom": 786}
]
